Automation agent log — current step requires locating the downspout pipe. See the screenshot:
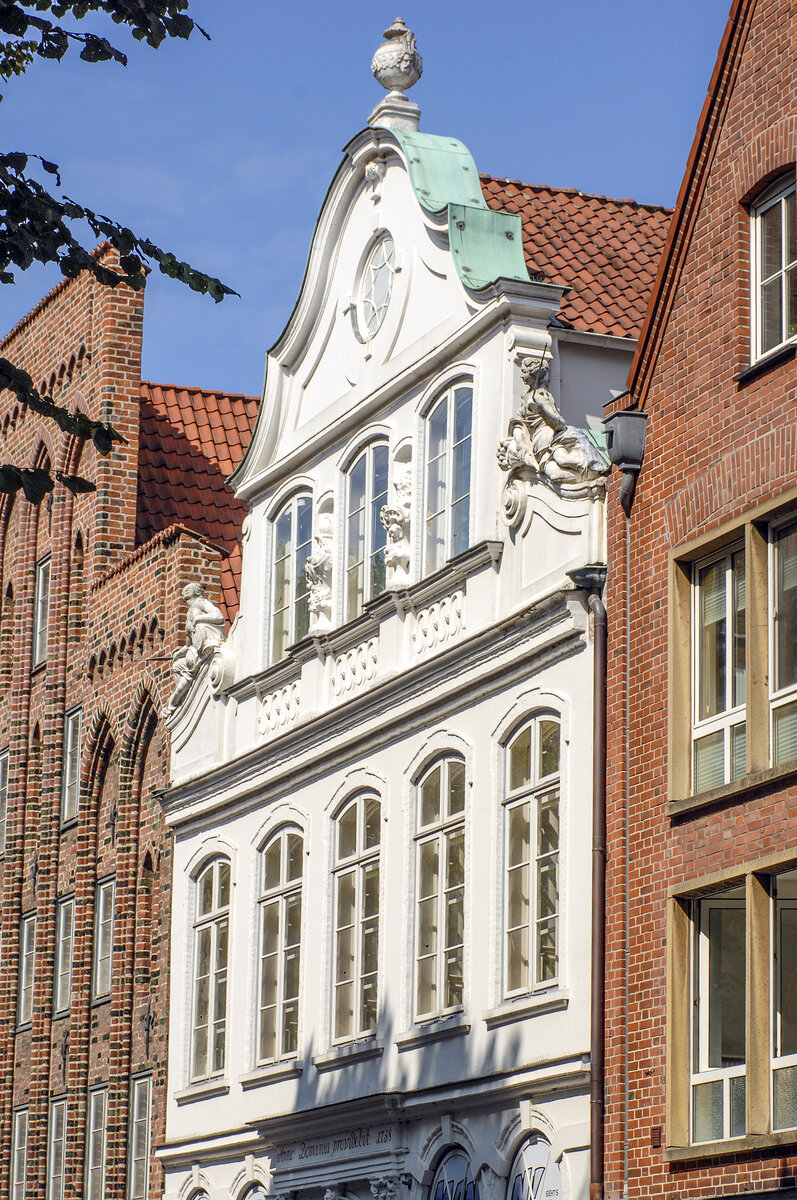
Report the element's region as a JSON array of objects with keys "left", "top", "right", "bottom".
[{"left": 568, "top": 566, "right": 607, "bottom": 1200}]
